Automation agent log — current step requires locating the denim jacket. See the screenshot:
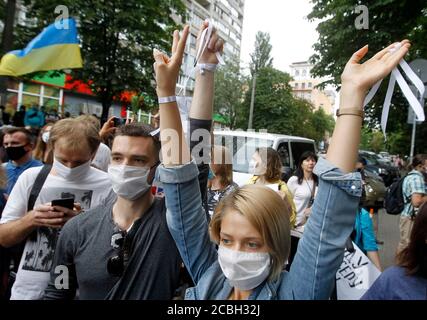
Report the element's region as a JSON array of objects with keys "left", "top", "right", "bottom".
[{"left": 158, "top": 157, "right": 362, "bottom": 300}]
